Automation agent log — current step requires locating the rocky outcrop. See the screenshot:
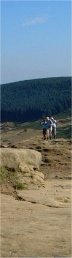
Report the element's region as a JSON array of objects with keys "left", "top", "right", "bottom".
[{"left": 0, "top": 148, "right": 44, "bottom": 185}]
